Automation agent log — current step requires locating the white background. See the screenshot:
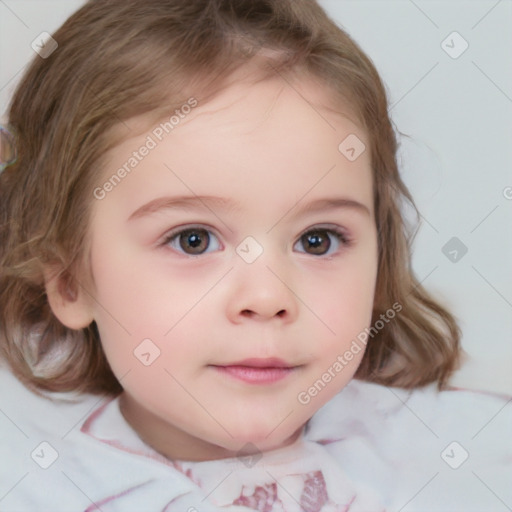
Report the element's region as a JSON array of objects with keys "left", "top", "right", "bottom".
[{"left": 1, "top": 0, "right": 511, "bottom": 394}]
